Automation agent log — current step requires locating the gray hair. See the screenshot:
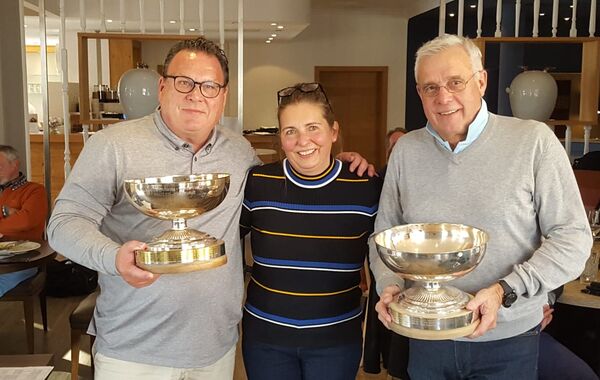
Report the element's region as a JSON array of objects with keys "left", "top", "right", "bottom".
[
  {"left": 0, "top": 145, "right": 19, "bottom": 162},
  {"left": 414, "top": 34, "right": 483, "bottom": 82}
]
